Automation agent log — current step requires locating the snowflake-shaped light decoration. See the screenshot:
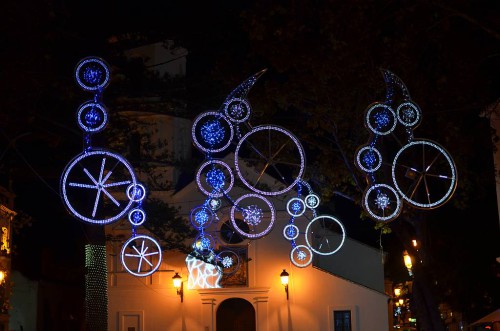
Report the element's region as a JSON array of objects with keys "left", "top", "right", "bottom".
[
  {"left": 297, "top": 250, "right": 307, "bottom": 261},
  {"left": 375, "top": 191, "right": 391, "bottom": 210},
  {"left": 200, "top": 119, "right": 225, "bottom": 147},
  {"left": 221, "top": 255, "right": 234, "bottom": 268},
  {"left": 208, "top": 198, "right": 222, "bottom": 211},
  {"left": 305, "top": 193, "right": 320, "bottom": 209},
  {"left": 242, "top": 205, "right": 263, "bottom": 226}
]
